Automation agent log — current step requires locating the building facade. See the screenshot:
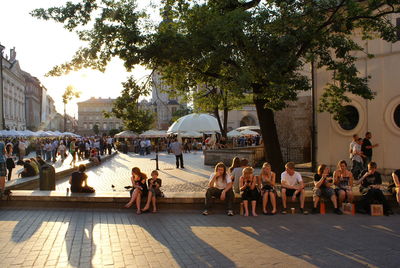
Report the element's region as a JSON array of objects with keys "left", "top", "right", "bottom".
[
  {"left": 151, "top": 71, "right": 186, "bottom": 129},
  {"left": 1, "top": 48, "right": 26, "bottom": 130},
  {"left": 315, "top": 14, "right": 400, "bottom": 173},
  {"left": 22, "top": 71, "right": 42, "bottom": 131},
  {"left": 77, "top": 97, "right": 123, "bottom": 136}
]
